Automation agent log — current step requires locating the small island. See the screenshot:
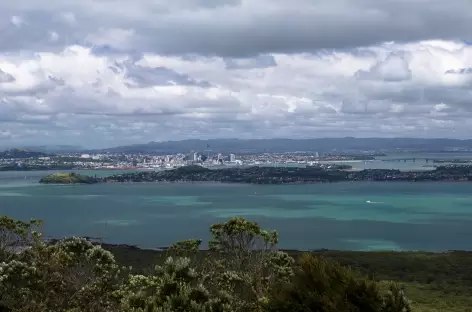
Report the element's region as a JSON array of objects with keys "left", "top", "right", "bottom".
[
  {"left": 39, "top": 172, "right": 99, "bottom": 184},
  {"left": 38, "top": 164, "right": 472, "bottom": 185}
]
